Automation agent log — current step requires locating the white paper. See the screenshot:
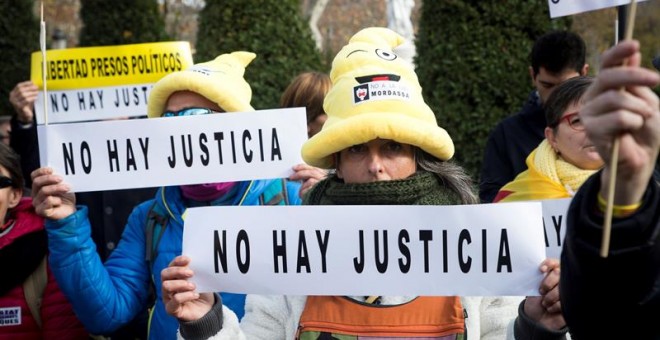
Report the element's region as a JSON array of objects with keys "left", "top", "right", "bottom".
[
  {"left": 540, "top": 198, "right": 571, "bottom": 259},
  {"left": 37, "top": 107, "right": 307, "bottom": 192},
  {"left": 548, "top": 0, "right": 647, "bottom": 18},
  {"left": 34, "top": 84, "right": 154, "bottom": 123},
  {"left": 182, "top": 203, "right": 546, "bottom": 296}
]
